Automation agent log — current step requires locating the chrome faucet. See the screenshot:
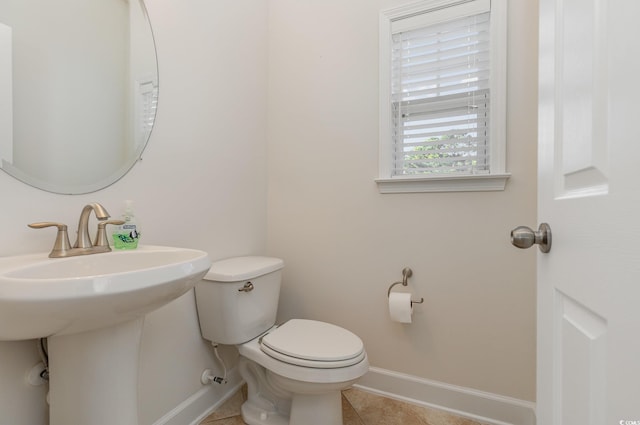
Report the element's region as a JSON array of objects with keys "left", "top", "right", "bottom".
[{"left": 28, "top": 203, "right": 124, "bottom": 258}]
